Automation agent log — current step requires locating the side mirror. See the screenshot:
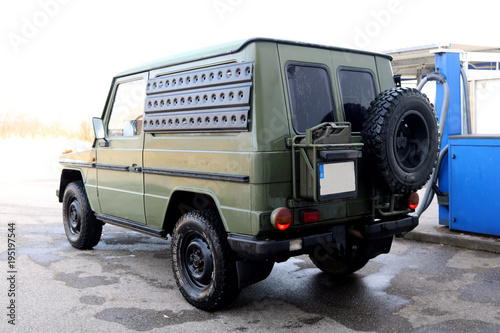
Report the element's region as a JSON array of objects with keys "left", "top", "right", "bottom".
[
  {"left": 92, "top": 117, "right": 105, "bottom": 139},
  {"left": 92, "top": 117, "right": 109, "bottom": 147}
]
